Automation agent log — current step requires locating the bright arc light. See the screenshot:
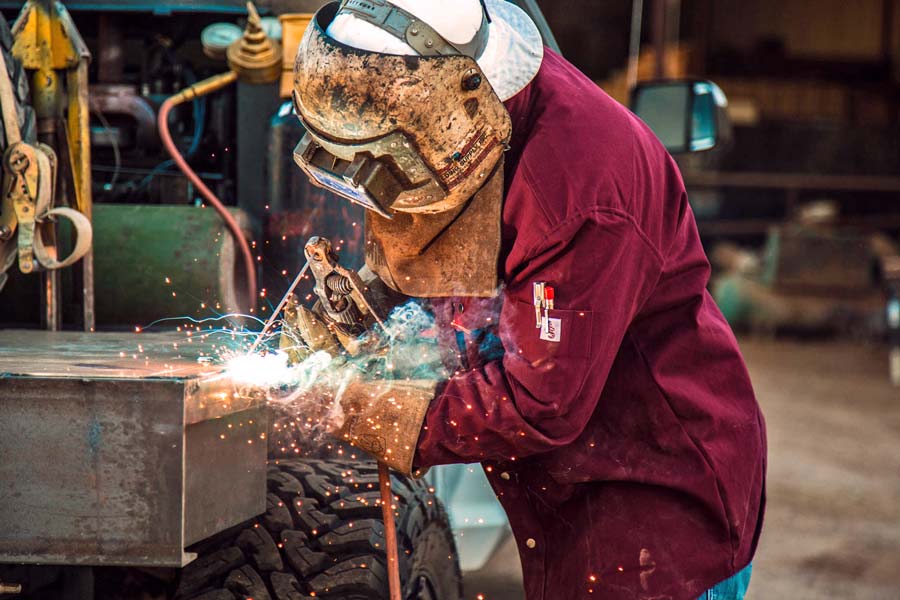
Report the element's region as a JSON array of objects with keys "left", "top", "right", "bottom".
[
  {"left": 224, "top": 350, "right": 334, "bottom": 392},
  {"left": 225, "top": 351, "right": 295, "bottom": 387}
]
